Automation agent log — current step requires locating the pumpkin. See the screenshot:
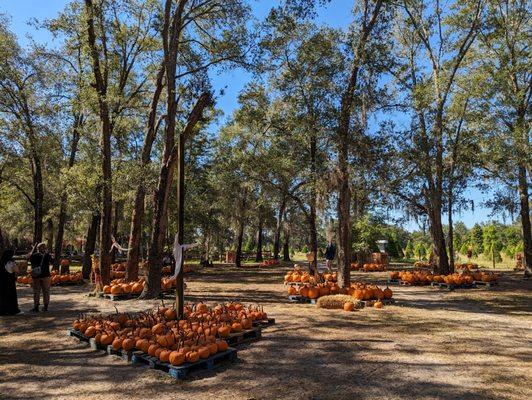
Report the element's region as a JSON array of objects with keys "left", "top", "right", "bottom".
[
  {"left": 218, "top": 325, "right": 231, "bottom": 338},
  {"left": 299, "top": 285, "right": 309, "bottom": 298},
  {"left": 110, "top": 285, "right": 123, "bottom": 295},
  {"left": 383, "top": 287, "right": 393, "bottom": 299},
  {"left": 169, "top": 351, "right": 185, "bottom": 366},
  {"left": 288, "top": 285, "right": 297, "bottom": 295},
  {"left": 185, "top": 351, "right": 199, "bottom": 363},
  {"left": 231, "top": 322, "right": 243, "bottom": 333},
  {"left": 307, "top": 286, "right": 319, "bottom": 299},
  {"left": 374, "top": 301, "right": 383, "bottom": 309},
  {"left": 159, "top": 349, "right": 172, "bottom": 363},
  {"left": 343, "top": 302, "right": 355, "bottom": 312},
  {"left": 122, "top": 338, "right": 135, "bottom": 351},
  {"left": 216, "top": 339, "right": 229, "bottom": 352}
]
